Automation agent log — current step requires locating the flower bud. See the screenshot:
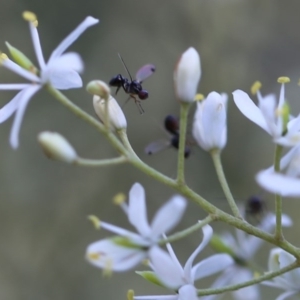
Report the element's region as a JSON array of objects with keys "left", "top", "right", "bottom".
[
  {"left": 174, "top": 47, "right": 201, "bottom": 103},
  {"left": 93, "top": 95, "right": 127, "bottom": 130},
  {"left": 86, "top": 80, "right": 111, "bottom": 100},
  {"left": 5, "top": 42, "right": 37, "bottom": 73},
  {"left": 38, "top": 132, "right": 77, "bottom": 163}
]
